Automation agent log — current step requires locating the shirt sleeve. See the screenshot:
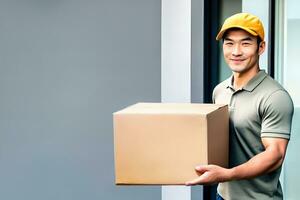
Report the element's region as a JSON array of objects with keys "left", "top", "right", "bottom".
[
  {"left": 261, "top": 90, "right": 294, "bottom": 139},
  {"left": 212, "top": 88, "right": 216, "bottom": 104}
]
